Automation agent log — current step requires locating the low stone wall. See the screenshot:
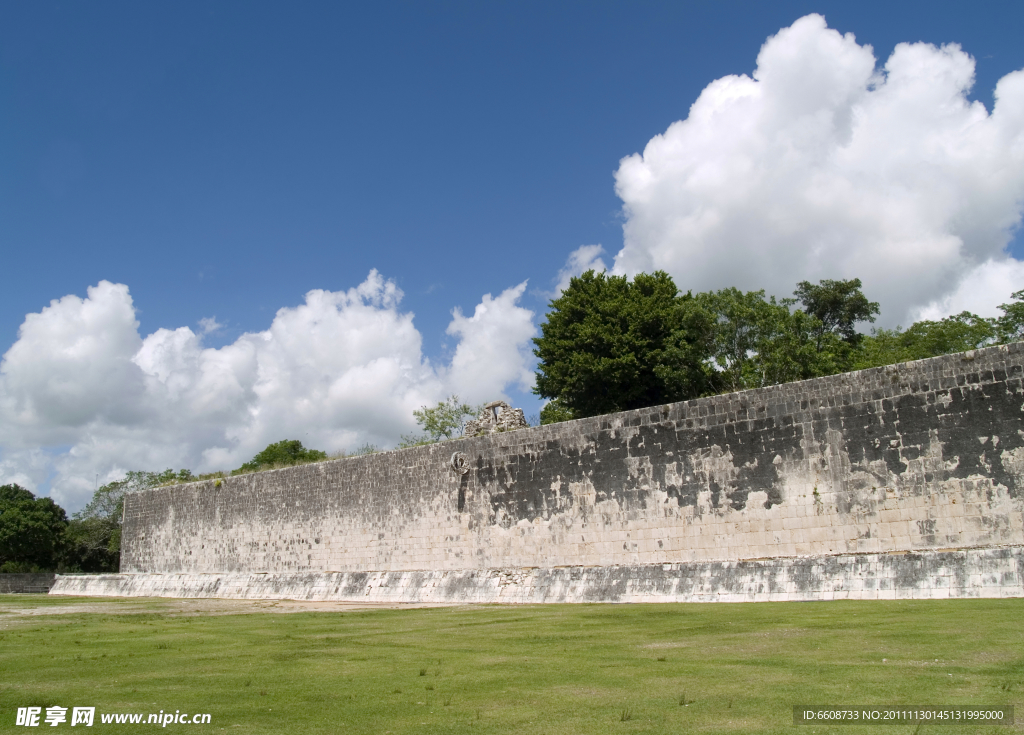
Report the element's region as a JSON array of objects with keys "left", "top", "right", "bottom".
[
  {"left": 52, "top": 547, "right": 1023, "bottom": 603},
  {"left": 0, "top": 573, "right": 56, "bottom": 594}
]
